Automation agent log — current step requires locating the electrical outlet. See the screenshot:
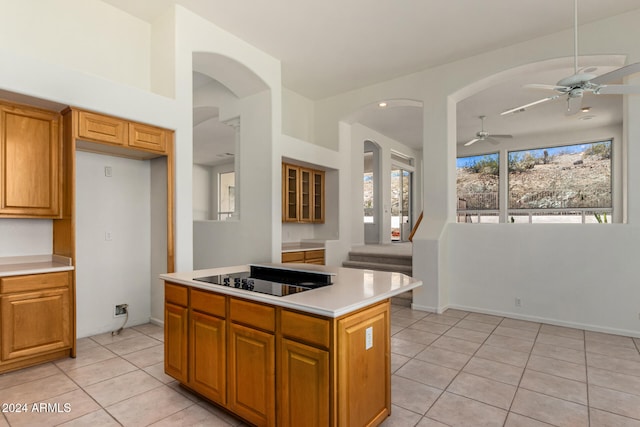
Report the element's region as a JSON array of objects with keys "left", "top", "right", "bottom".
[
  {"left": 105, "top": 231, "right": 113, "bottom": 241},
  {"left": 365, "top": 326, "right": 373, "bottom": 350},
  {"left": 114, "top": 304, "right": 128, "bottom": 317},
  {"left": 515, "top": 297, "right": 522, "bottom": 307}
]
